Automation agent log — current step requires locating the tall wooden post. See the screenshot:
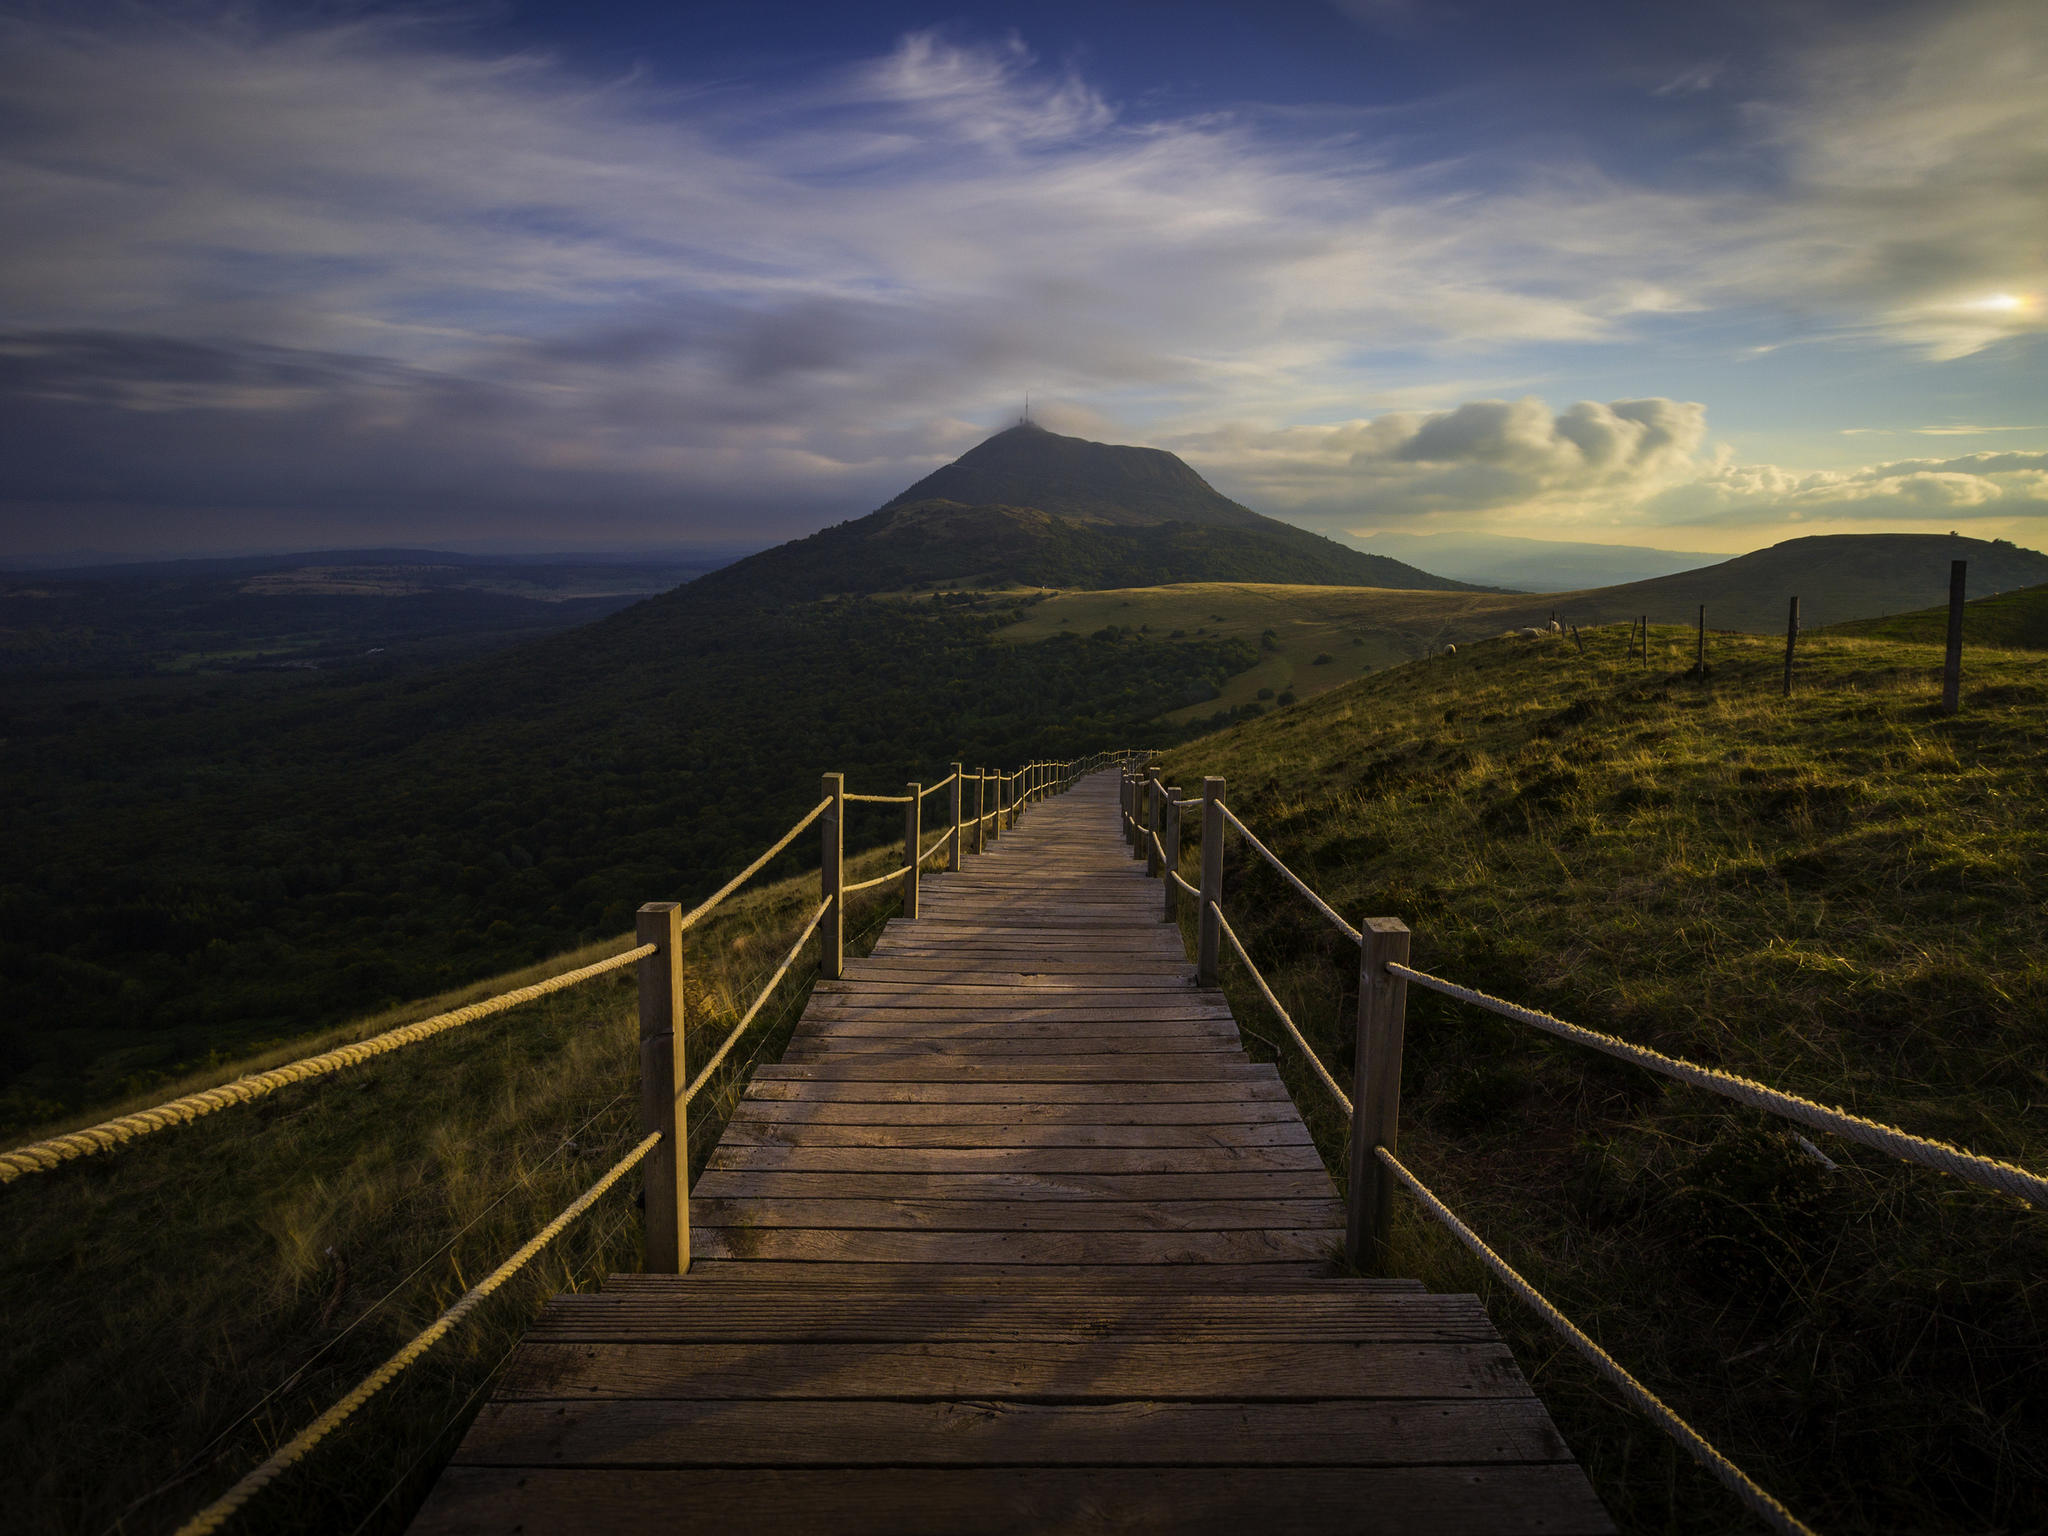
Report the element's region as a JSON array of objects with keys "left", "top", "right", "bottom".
[
  {"left": 1197, "top": 776, "right": 1225, "bottom": 986},
  {"left": 1161, "top": 784, "right": 1182, "bottom": 922},
  {"left": 949, "top": 762, "right": 963, "bottom": 871},
  {"left": 1783, "top": 597, "right": 1799, "bottom": 698},
  {"left": 820, "top": 772, "right": 844, "bottom": 980},
  {"left": 990, "top": 772, "right": 1003, "bottom": 846},
  {"left": 636, "top": 901, "right": 688, "bottom": 1274},
  {"left": 1942, "top": 559, "right": 1966, "bottom": 715},
  {"left": 903, "top": 782, "right": 921, "bottom": 919},
  {"left": 1145, "top": 775, "right": 1163, "bottom": 877},
  {"left": 1346, "top": 917, "right": 1411, "bottom": 1274},
  {"left": 973, "top": 769, "right": 986, "bottom": 855}
]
